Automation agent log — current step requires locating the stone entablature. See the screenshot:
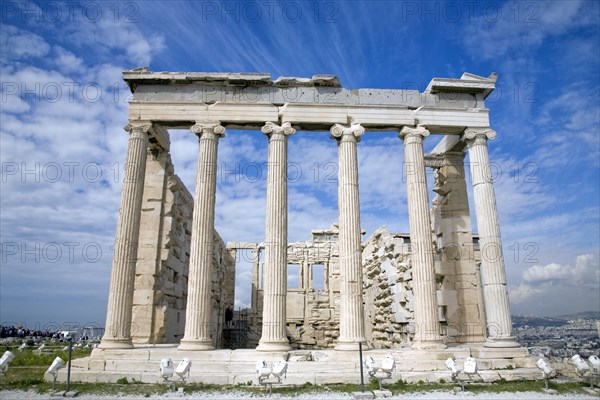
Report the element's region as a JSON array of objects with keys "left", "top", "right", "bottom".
[{"left": 124, "top": 69, "right": 496, "bottom": 134}]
